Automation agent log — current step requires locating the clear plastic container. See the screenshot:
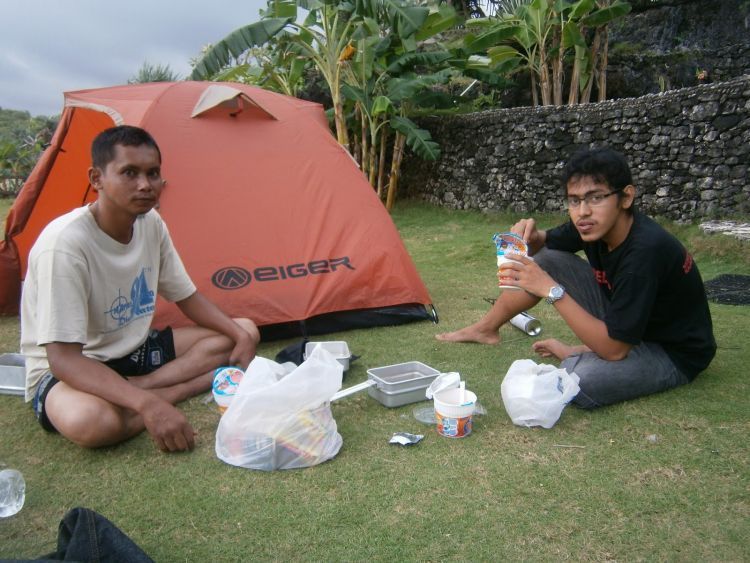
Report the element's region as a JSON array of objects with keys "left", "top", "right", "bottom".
[{"left": 0, "top": 469, "right": 26, "bottom": 518}]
